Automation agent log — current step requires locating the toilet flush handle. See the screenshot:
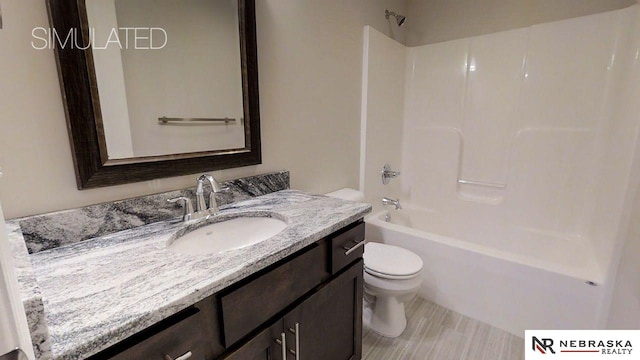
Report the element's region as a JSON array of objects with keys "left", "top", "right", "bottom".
[{"left": 343, "top": 240, "right": 366, "bottom": 256}]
